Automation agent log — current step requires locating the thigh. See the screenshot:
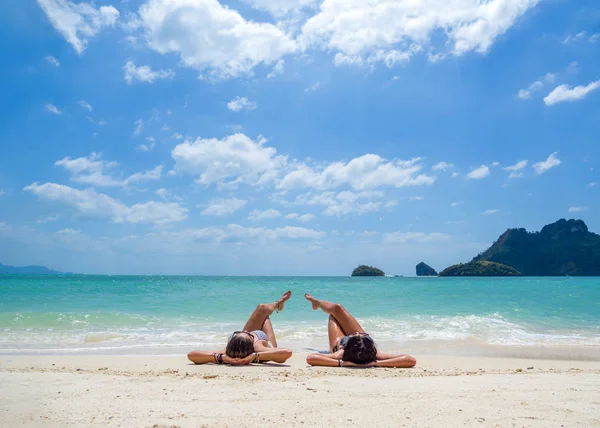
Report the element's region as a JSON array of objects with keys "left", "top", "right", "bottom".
[
  {"left": 260, "top": 317, "right": 278, "bottom": 348},
  {"left": 328, "top": 315, "right": 346, "bottom": 352}
]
